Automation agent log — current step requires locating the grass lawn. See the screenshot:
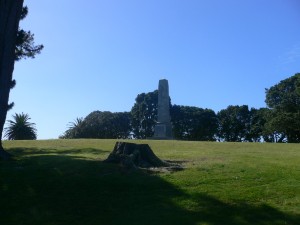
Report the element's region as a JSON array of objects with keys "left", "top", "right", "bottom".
[{"left": 1, "top": 139, "right": 299, "bottom": 225}]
